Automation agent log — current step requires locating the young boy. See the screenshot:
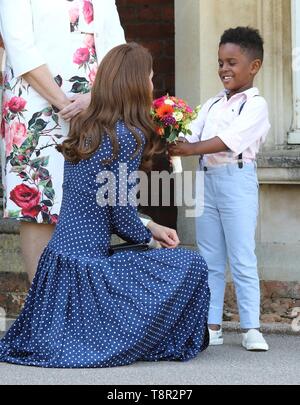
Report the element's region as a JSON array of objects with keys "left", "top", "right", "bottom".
[{"left": 169, "top": 27, "right": 270, "bottom": 351}]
